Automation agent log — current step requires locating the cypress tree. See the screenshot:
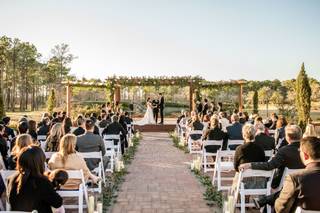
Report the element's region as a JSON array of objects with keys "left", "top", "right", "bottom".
[
  {"left": 296, "top": 63, "right": 311, "bottom": 130},
  {"left": 253, "top": 90, "right": 259, "bottom": 114},
  {"left": 47, "top": 89, "right": 56, "bottom": 113}
]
